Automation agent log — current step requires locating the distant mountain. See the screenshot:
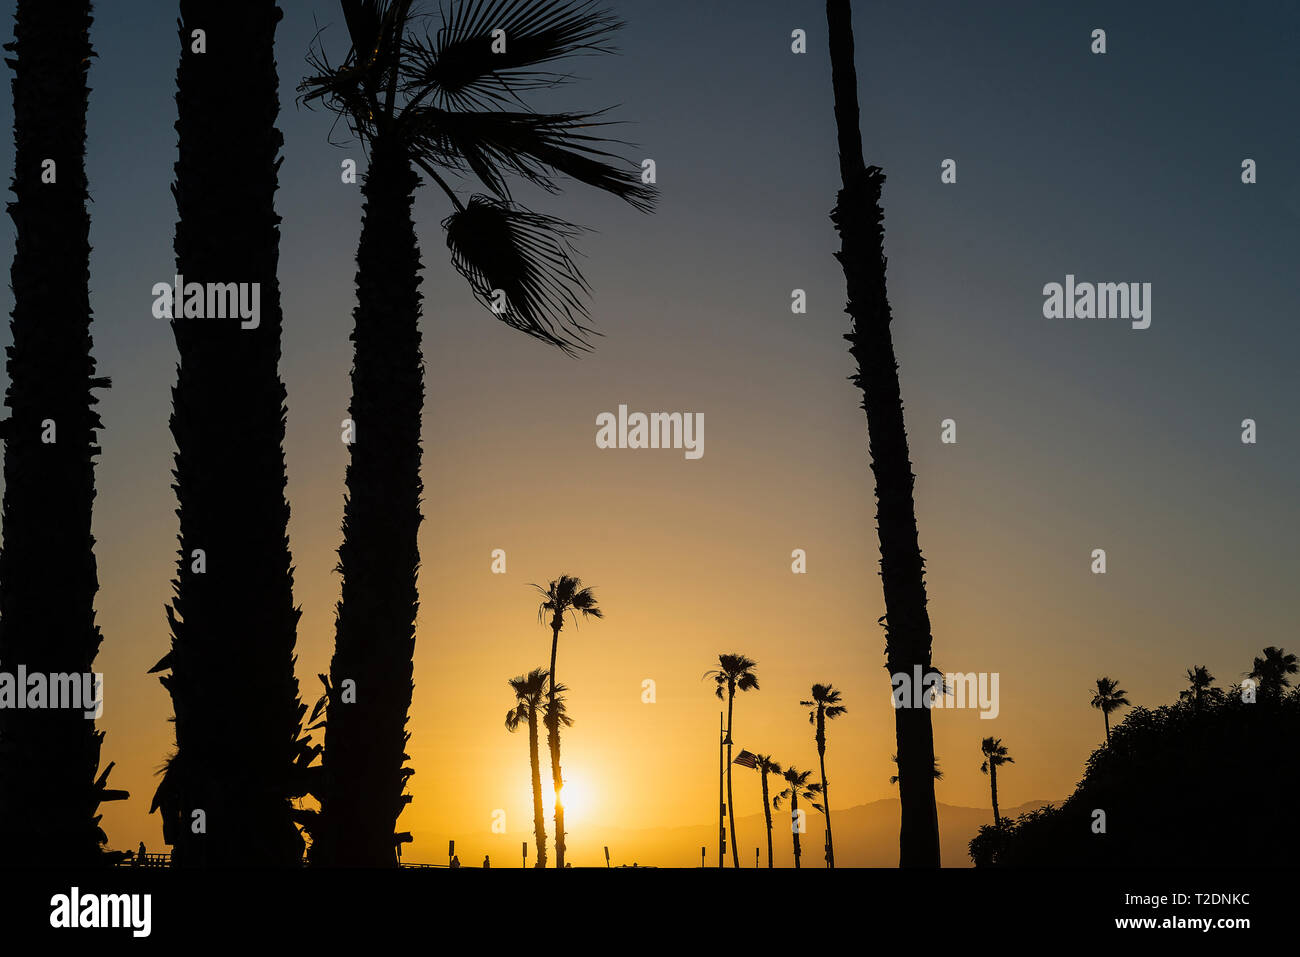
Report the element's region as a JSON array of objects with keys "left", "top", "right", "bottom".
[{"left": 410, "top": 798, "right": 1056, "bottom": 869}]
